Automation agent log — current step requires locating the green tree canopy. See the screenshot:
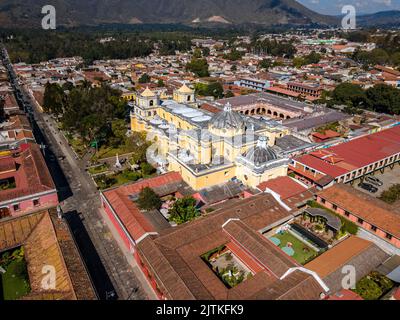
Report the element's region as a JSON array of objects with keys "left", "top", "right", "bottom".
[
  {"left": 169, "top": 197, "right": 199, "bottom": 225},
  {"left": 259, "top": 59, "right": 272, "bottom": 71},
  {"left": 195, "top": 82, "right": 223, "bottom": 99},
  {"left": 186, "top": 58, "right": 209, "bottom": 78},
  {"left": 139, "top": 73, "right": 151, "bottom": 83},
  {"left": 137, "top": 187, "right": 162, "bottom": 211},
  {"left": 328, "top": 83, "right": 366, "bottom": 108},
  {"left": 365, "top": 84, "right": 400, "bottom": 115},
  {"left": 43, "top": 82, "right": 65, "bottom": 116}
]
